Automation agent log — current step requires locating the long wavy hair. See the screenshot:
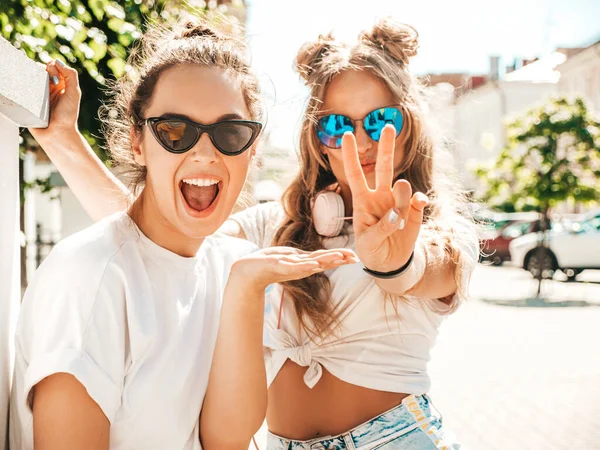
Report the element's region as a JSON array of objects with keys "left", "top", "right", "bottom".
[{"left": 273, "top": 17, "right": 476, "bottom": 338}]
